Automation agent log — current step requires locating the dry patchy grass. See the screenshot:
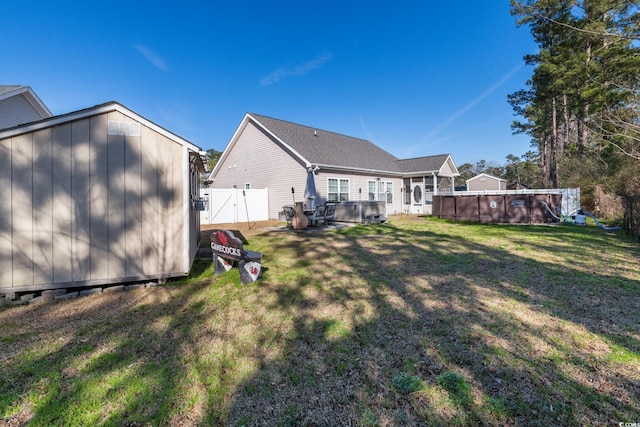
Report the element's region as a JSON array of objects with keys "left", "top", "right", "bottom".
[{"left": 1, "top": 216, "right": 639, "bottom": 426}]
